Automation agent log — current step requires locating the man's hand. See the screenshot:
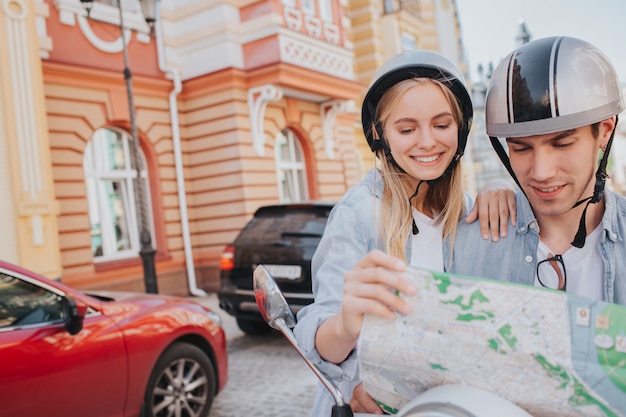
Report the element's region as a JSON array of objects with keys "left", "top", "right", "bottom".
[{"left": 350, "top": 383, "right": 383, "bottom": 414}]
